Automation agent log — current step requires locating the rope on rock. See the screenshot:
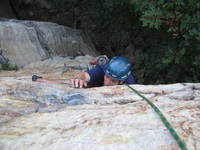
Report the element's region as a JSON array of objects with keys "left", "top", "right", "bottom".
[{"left": 125, "top": 84, "right": 188, "bottom": 150}]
